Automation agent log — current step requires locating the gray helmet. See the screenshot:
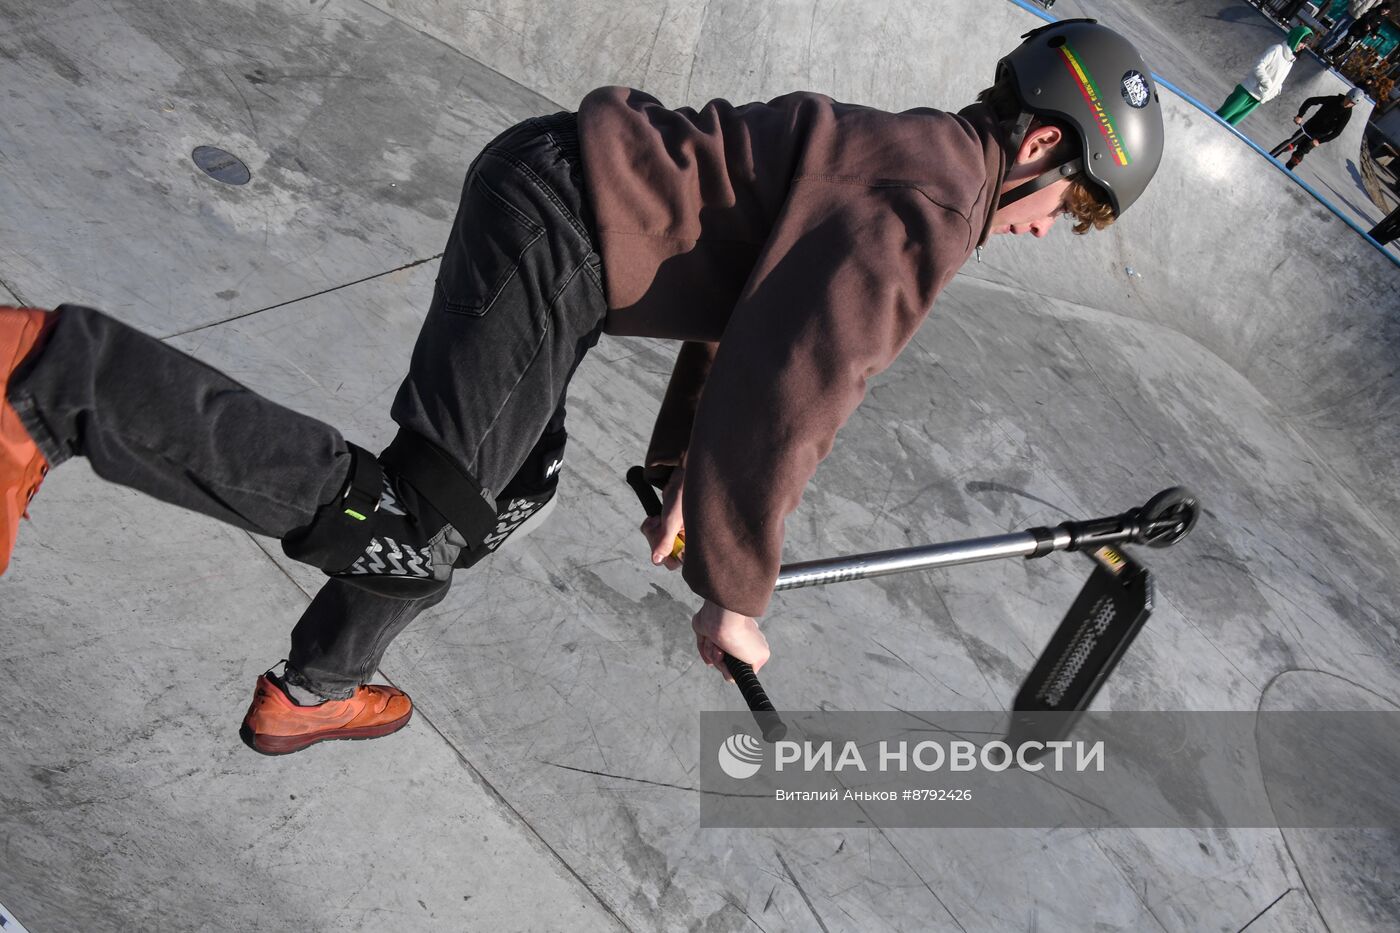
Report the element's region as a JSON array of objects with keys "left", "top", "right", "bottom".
[
  {"left": 1346, "top": 87, "right": 1365, "bottom": 105},
  {"left": 996, "top": 18, "right": 1165, "bottom": 218}
]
